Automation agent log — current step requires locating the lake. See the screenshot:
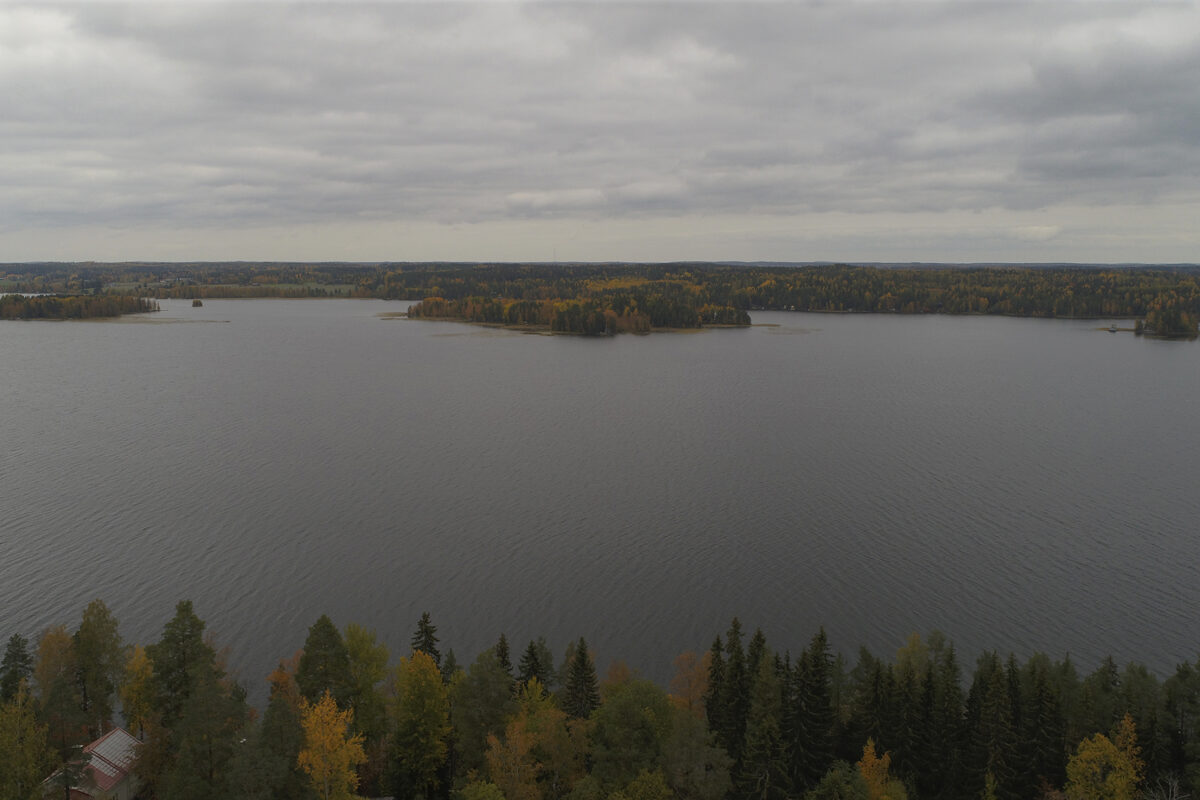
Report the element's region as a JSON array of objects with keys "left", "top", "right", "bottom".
[{"left": 2, "top": 299, "right": 1198, "bottom": 701}]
